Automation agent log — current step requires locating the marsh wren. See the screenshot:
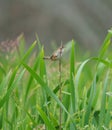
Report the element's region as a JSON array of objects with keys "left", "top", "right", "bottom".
[{"left": 43, "top": 43, "right": 64, "bottom": 61}]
